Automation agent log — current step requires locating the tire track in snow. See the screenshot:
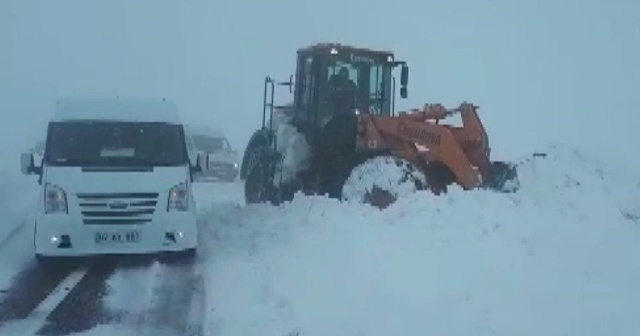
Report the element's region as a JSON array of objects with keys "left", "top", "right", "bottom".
[
  {"left": 0, "top": 266, "right": 88, "bottom": 336},
  {"left": 134, "top": 256, "right": 204, "bottom": 336},
  {"left": 0, "top": 251, "right": 205, "bottom": 336},
  {"left": 0, "top": 259, "right": 79, "bottom": 326},
  {"left": 35, "top": 258, "right": 118, "bottom": 335},
  {"left": 62, "top": 253, "right": 205, "bottom": 336}
]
